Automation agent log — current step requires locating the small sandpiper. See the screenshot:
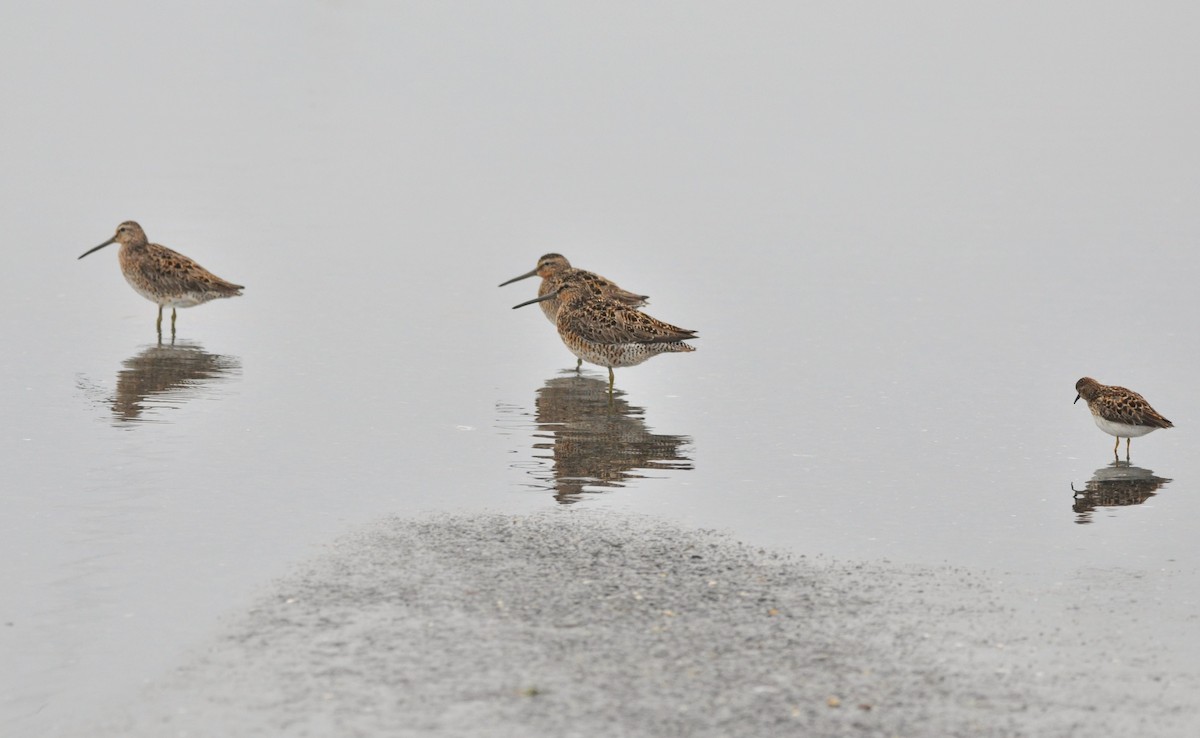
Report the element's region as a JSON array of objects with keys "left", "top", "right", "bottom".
[
  {"left": 1074, "top": 377, "right": 1173, "bottom": 459},
  {"left": 513, "top": 281, "right": 696, "bottom": 395},
  {"left": 500, "top": 253, "right": 648, "bottom": 370},
  {"left": 79, "top": 221, "right": 244, "bottom": 336}
]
